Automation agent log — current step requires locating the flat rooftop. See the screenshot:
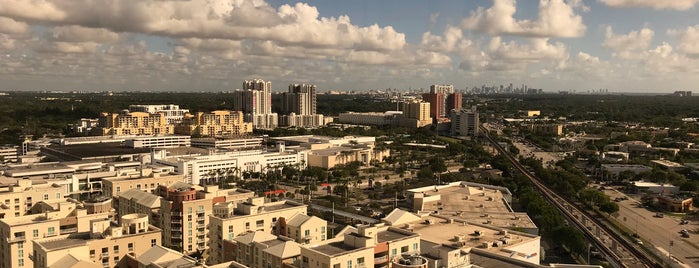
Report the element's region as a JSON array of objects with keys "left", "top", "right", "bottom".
[
  {"left": 376, "top": 228, "right": 417, "bottom": 243},
  {"left": 311, "top": 241, "right": 364, "bottom": 256},
  {"left": 408, "top": 216, "right": 538, "bottom": 253},
  {"left": 43, "top": 143, "right": 151, "bottom": 158}
]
